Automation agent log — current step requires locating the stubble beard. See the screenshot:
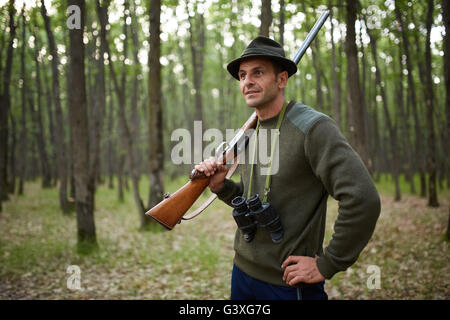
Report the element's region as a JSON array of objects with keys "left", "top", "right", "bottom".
[{"left": 244, "top": 80, "right": 279, "bottom": 110}]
